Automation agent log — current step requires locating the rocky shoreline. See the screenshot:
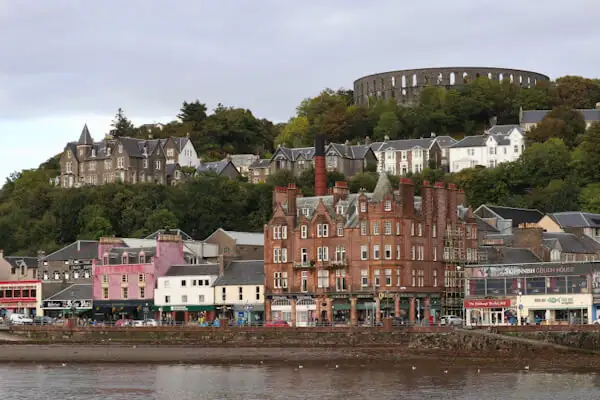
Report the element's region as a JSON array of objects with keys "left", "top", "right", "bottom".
[{"left": 0, "top": 345, "right": 599, "bottom": 370}]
